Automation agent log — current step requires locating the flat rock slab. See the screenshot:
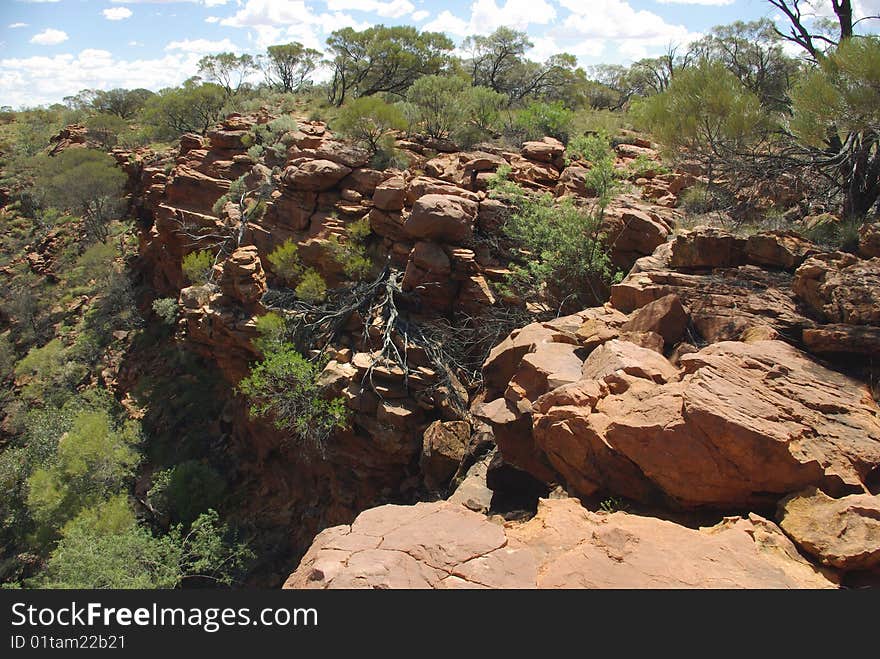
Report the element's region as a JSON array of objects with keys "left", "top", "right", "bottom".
[{"left": 283, "top": 499, "right": 837, "bottom": 589}]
